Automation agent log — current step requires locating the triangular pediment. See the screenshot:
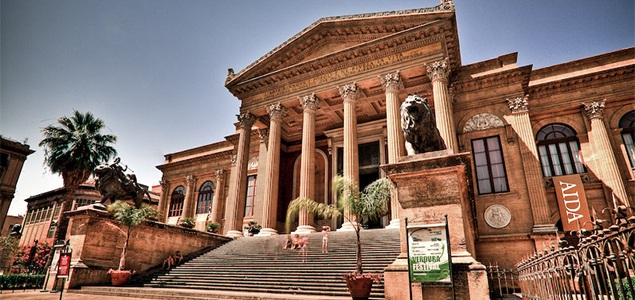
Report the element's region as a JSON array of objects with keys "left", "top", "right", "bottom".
[{"left": 226, "top": 3, "right": 457, "bottom": 88}]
